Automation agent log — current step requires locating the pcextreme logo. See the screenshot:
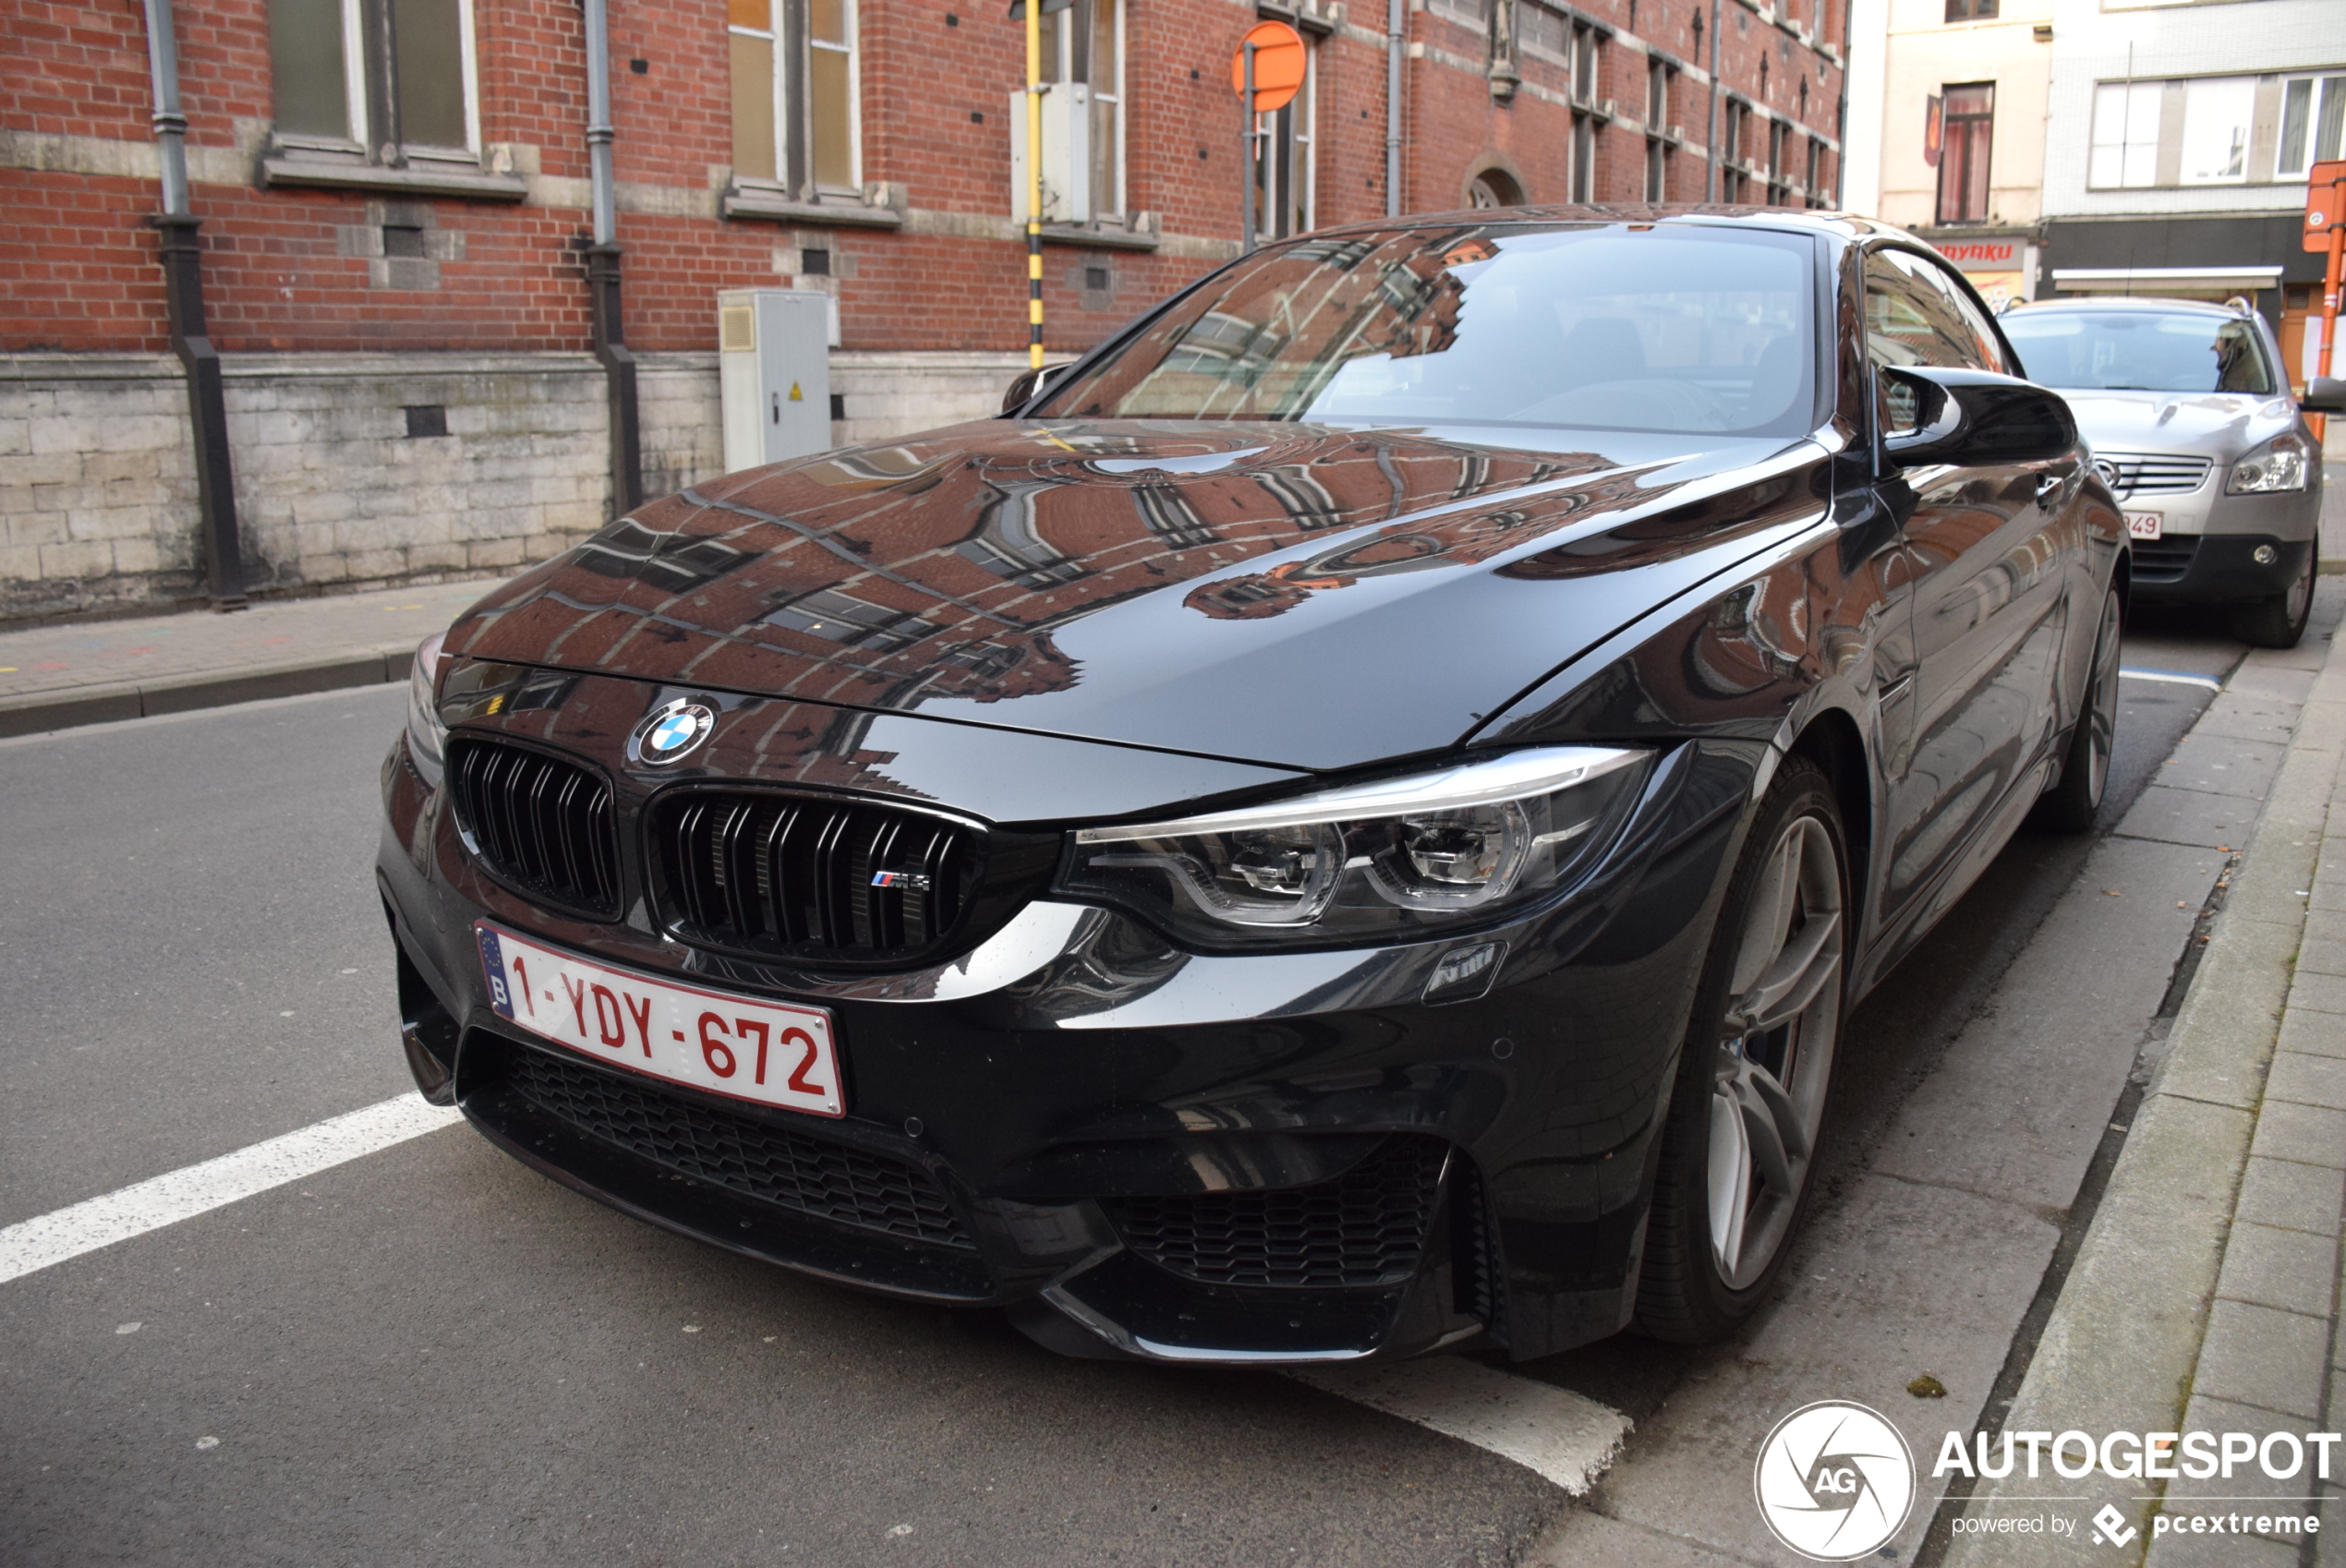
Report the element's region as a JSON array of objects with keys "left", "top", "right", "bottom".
[{"left": 1754, "top": 1402, "right": 1917, "bottom": 1562}]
